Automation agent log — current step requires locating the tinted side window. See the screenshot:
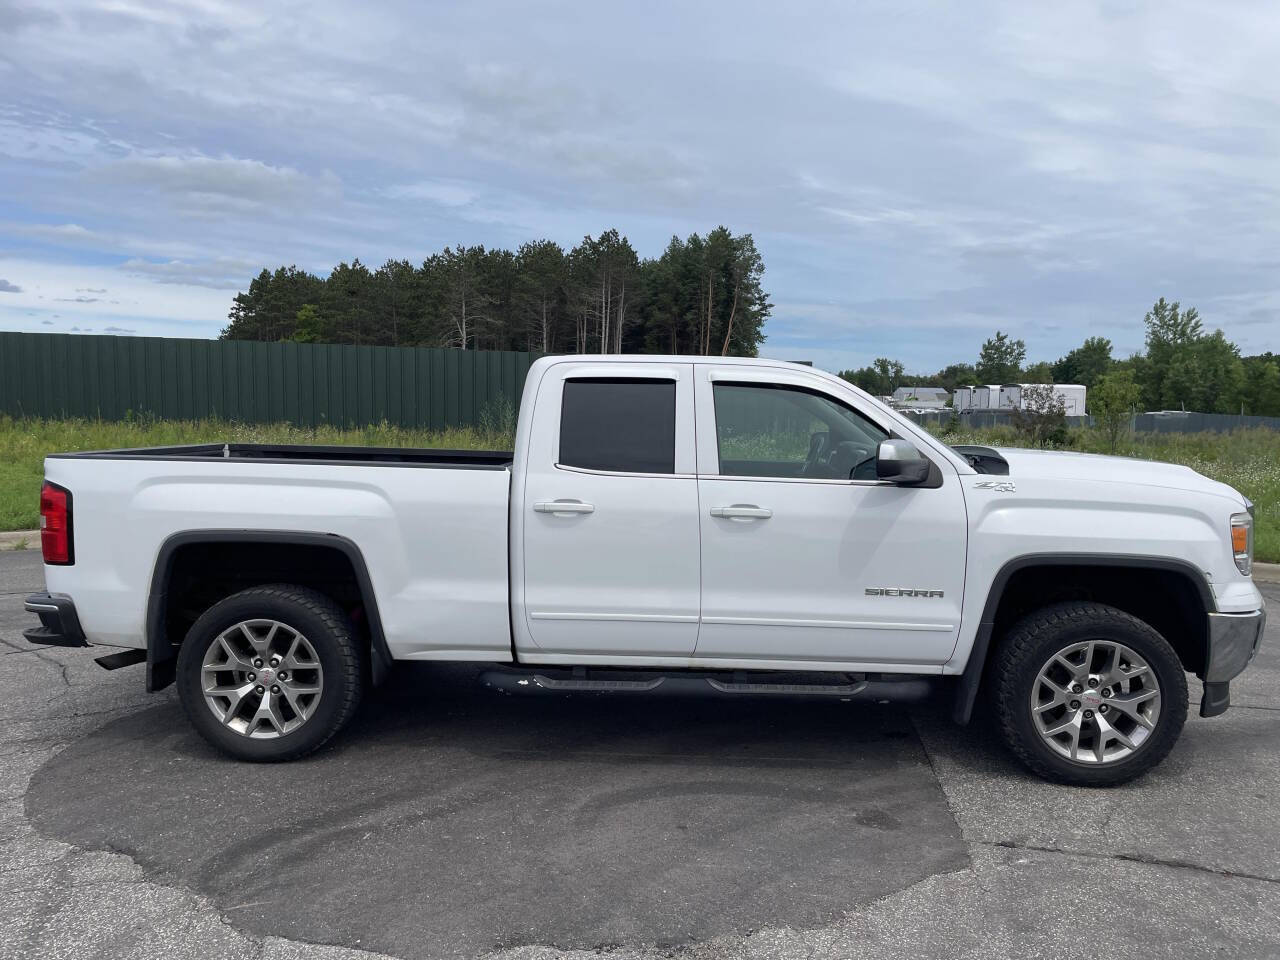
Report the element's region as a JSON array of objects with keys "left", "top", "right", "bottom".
[
  {"left": 560, "top": 378, "right": 676, "bottom": 474},
  {"left": 713, "top": 382, "right": 888, "bottom": 479}
]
